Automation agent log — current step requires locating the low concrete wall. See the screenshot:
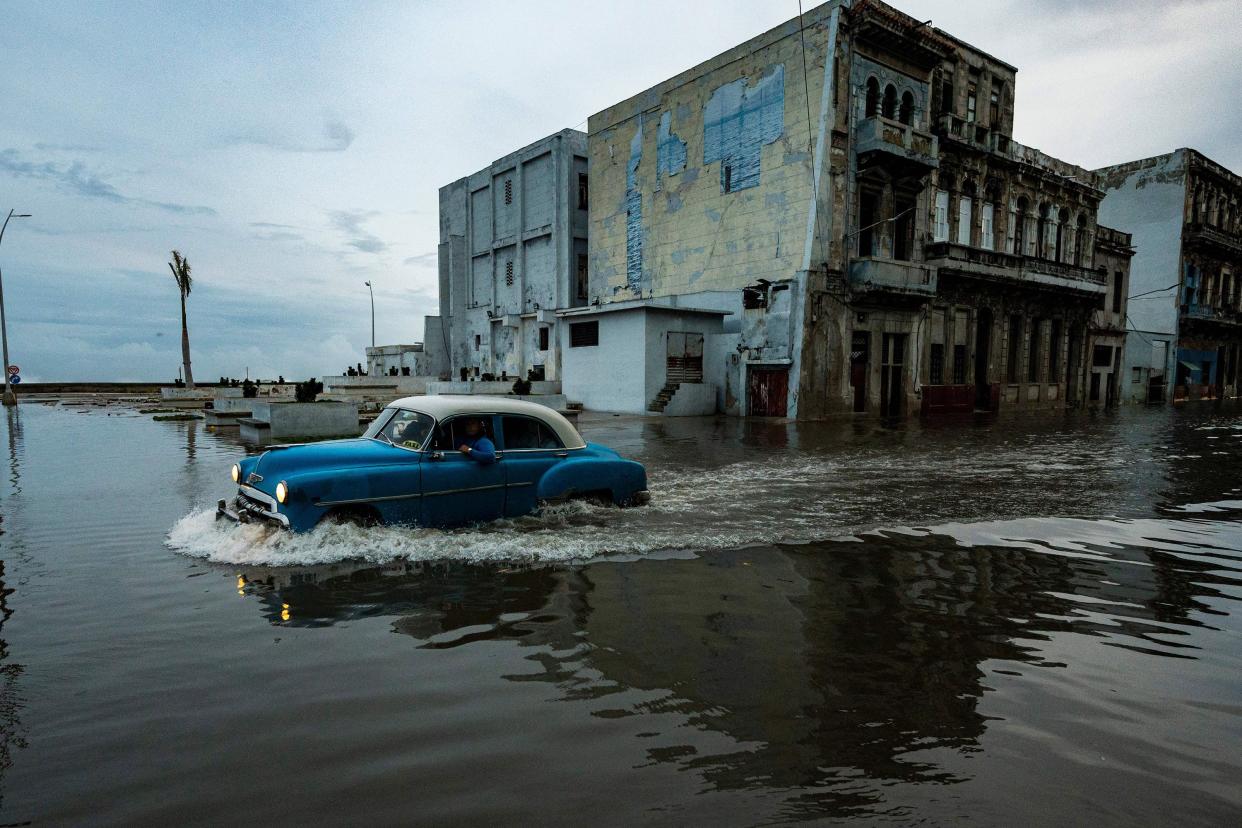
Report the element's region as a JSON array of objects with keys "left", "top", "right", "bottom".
[
  {"left": 425, "top": 380, "right": 562, "bottom": 396},
  {"left": 212, "top": 396, "right": 291, "bottom": 412},
  {"left": 663, "top": 383, "right": 718, "bottom": 416},
  {"left": 247, "top": 401, "right": 361, "bottom": 440},
  {"left": 162, "top": 386, "right": 243, "bottom": 400},
  {"left": 322, "top": 375, "right": 431, "bottom": 395}
]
